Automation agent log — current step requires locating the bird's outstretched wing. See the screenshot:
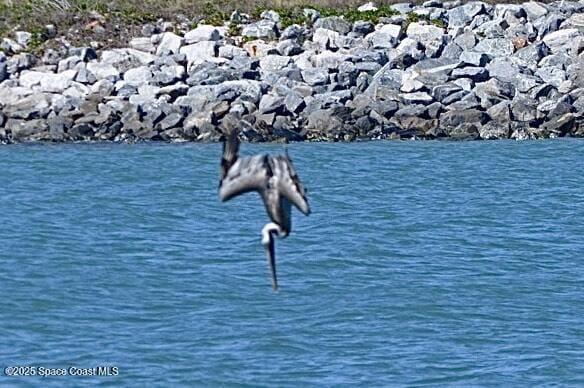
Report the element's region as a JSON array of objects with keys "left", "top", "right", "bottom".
[
  {"left": 276, "top": 155, "right": 311, "bottom": 216},
  {"left": 219, "top": 155, "right": 271, "bottom": 202}
]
